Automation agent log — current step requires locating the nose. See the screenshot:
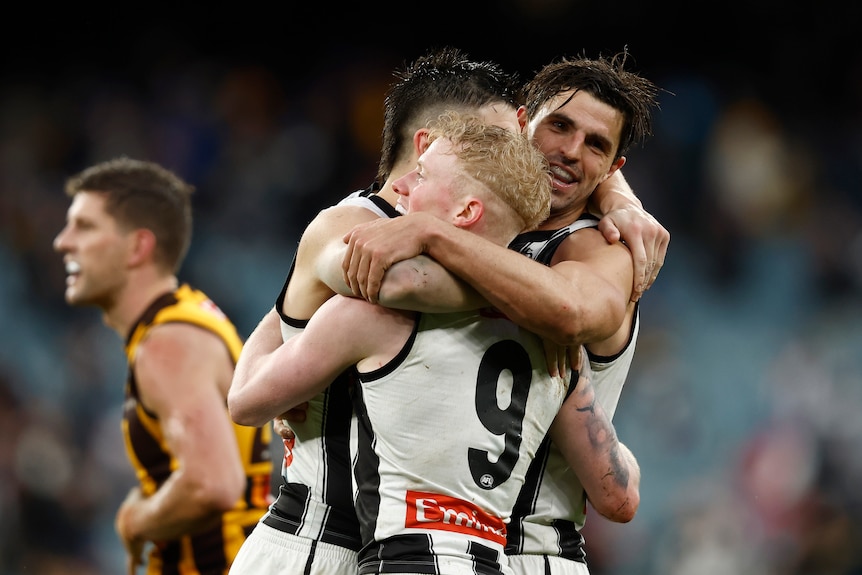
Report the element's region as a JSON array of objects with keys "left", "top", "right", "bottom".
[
  {"left": 53, "top": 226, "right": 70, "bottom": 253},
  {"left": 392, "top": 170, "right": 415, "bottom": 197},
  {"left": 560, "top": 133, "right": 586, "bottom": 161}
]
